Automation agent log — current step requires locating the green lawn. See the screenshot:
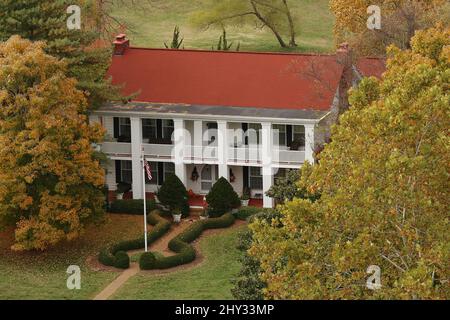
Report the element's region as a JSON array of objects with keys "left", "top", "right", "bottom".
[
  {"left": 112, "top": 225, "right": 246, "bottom": 300},
  {"left": 0, "top": 214, "right": 144, "bottom": 300},
  {"left": 109, "top": 0, "right": 334, "bottom": 53}
]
